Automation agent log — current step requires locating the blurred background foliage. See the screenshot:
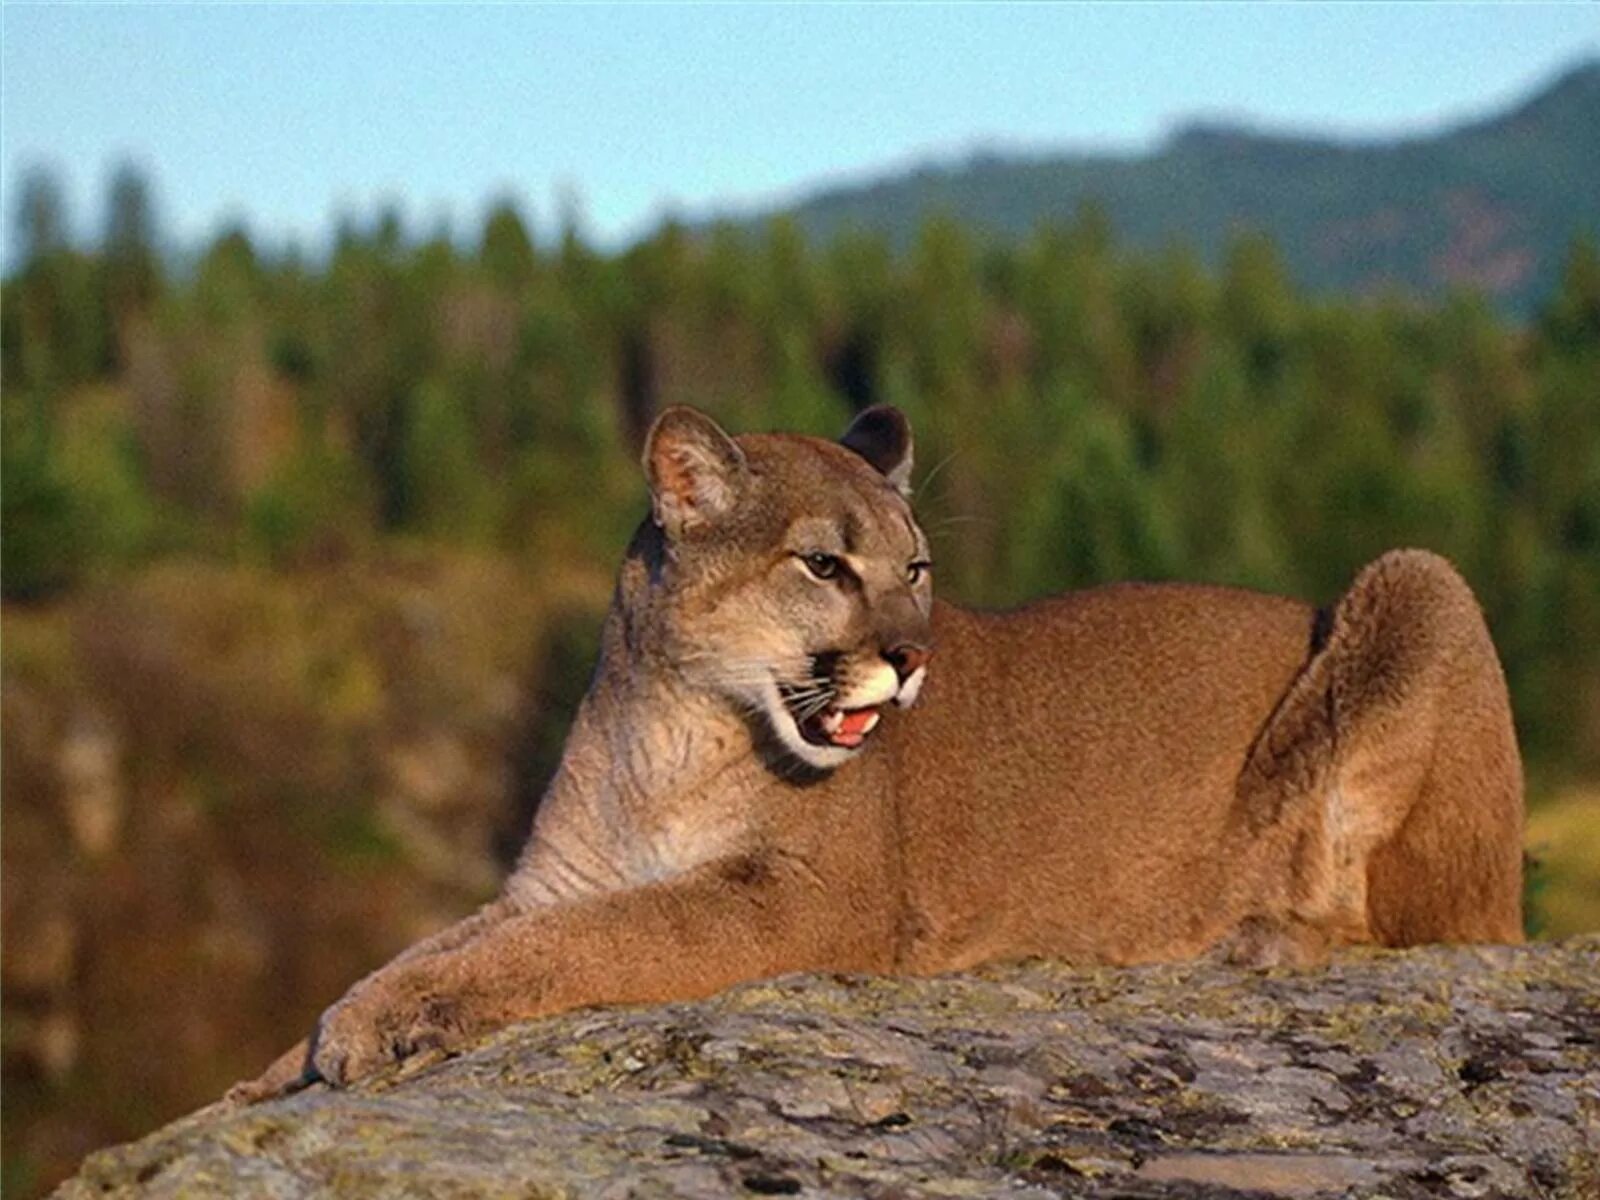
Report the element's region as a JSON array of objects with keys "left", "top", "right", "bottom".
[{"left": 3, "top": 165, "right": 1599, "bottom": 1195}]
